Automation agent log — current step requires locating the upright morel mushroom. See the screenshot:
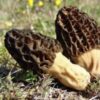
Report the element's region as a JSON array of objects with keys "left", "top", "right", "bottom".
[
  {"left": 55, "top": 6, "right": 100, "bottom": 77},
  {"left": 5, "top": 29, "right": 90, "bottom": 90}
]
